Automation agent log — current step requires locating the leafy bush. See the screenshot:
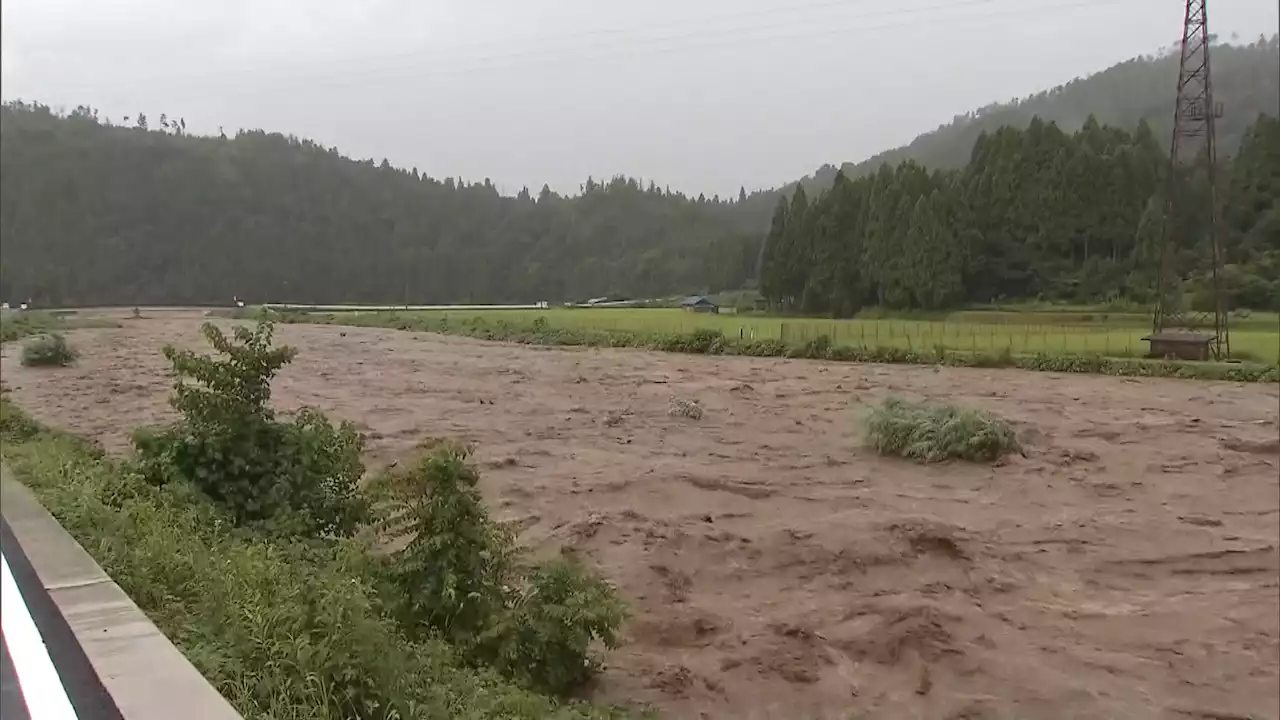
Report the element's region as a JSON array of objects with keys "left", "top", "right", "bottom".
[
  {"left": 373, "top": 443, "right": 627, "bottom": 697},
  {"left": 373, "top": 443, "right": 514, "bottom": 642},
  {"left": 732, "top": 337, "right": 789, "bottom": 357},
  {"left": 133, "top": 321, "right": 367, "bottom": 537},
  {"left": 20, "top": 332, "right": 78, "bottom": 367},
  {"left": 863, "top": 396, "right": 1021, "bottom": 463},
  {"left": 789, "top": 333, "right": 832, "bottom": 359},
  {"left": 474, "top": 555, "right": 627, "bottom": 696},
  {"left": 685, "top": 328, "right": 726, "bottom": 354}
]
